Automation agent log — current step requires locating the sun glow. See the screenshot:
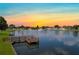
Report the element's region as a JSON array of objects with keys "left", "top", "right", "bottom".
[{"left": 5, "top": 13, "right": 79, "bottom": 26}]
